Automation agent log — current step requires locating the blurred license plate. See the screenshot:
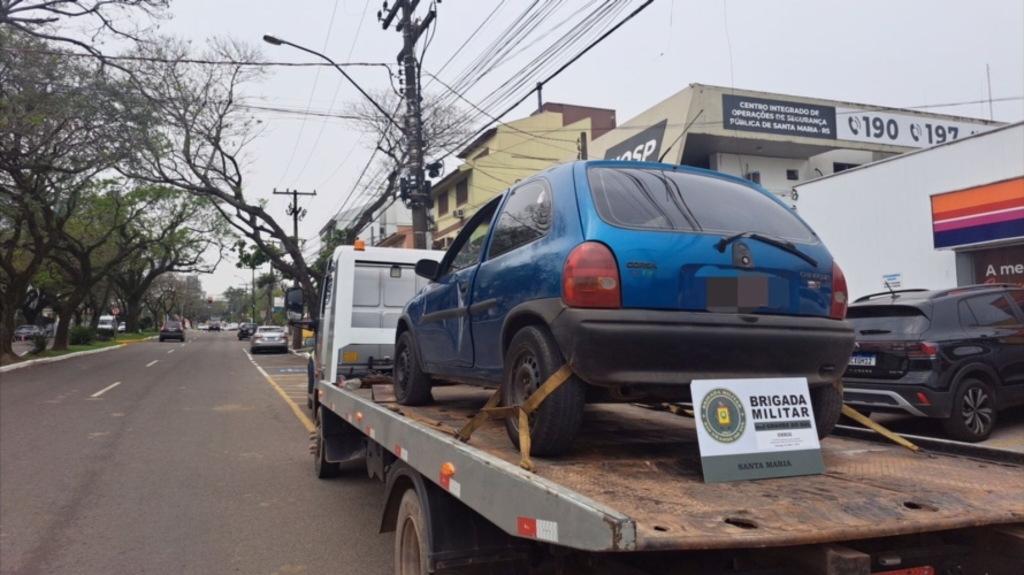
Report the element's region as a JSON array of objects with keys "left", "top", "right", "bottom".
[
  {"left": 706, "top": 276, "right": 768, "bottom": 311},
  {"left": 849, "top": 354, "right": 876, "bottom": 366}
]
